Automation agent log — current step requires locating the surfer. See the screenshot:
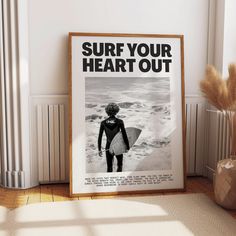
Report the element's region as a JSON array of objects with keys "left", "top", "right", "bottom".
[{"left": 98, "top": 103, "right": 130, "bottom": 172}]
